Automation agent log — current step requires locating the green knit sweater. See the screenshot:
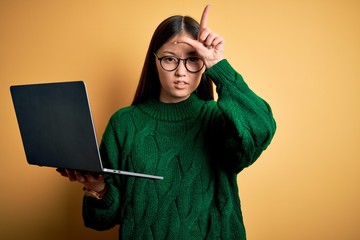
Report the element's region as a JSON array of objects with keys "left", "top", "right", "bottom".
[{"left": 82, "top": 59, "right": 276, "bottom": 239}]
